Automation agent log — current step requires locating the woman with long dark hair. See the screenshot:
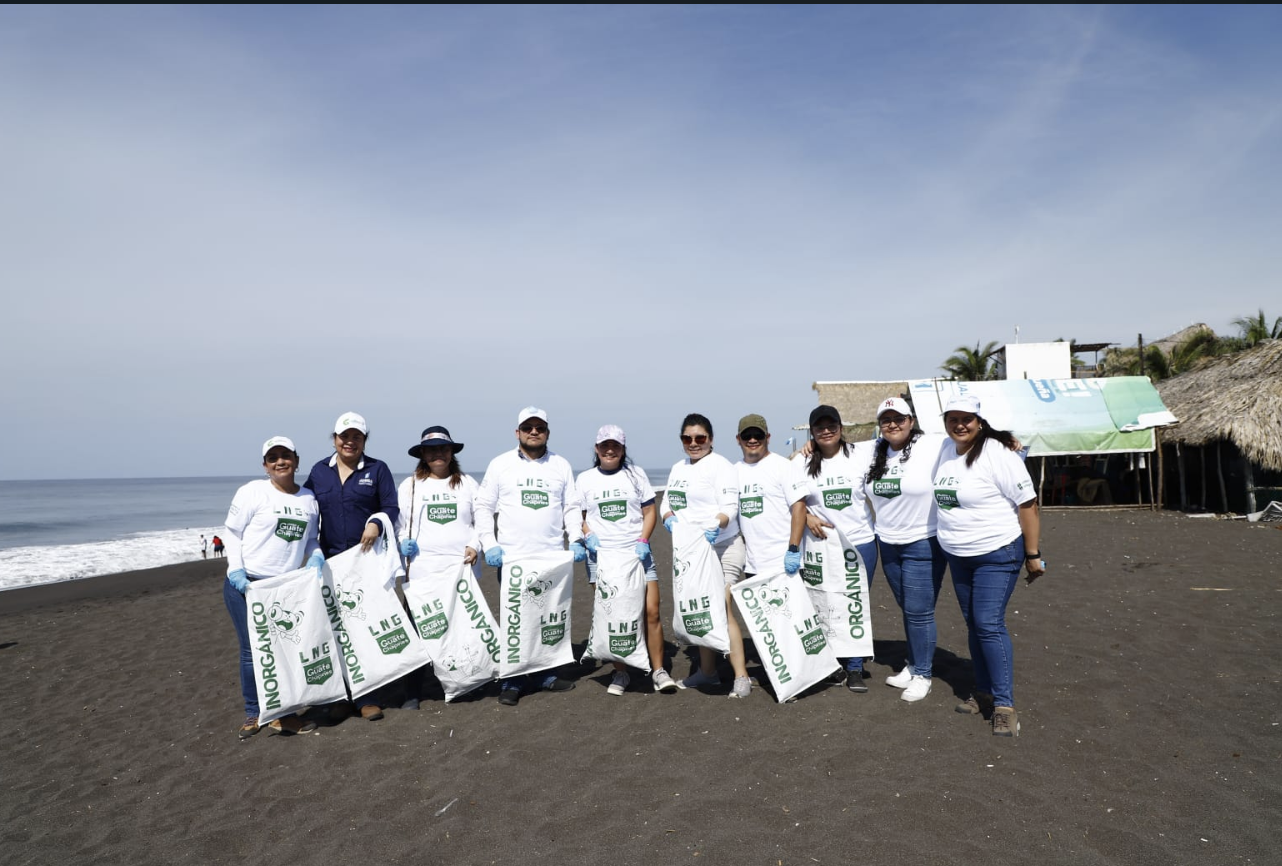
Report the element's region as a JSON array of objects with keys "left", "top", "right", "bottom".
[{"left": 934, "top": 395, "right": 1044, "bottom": 737}]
